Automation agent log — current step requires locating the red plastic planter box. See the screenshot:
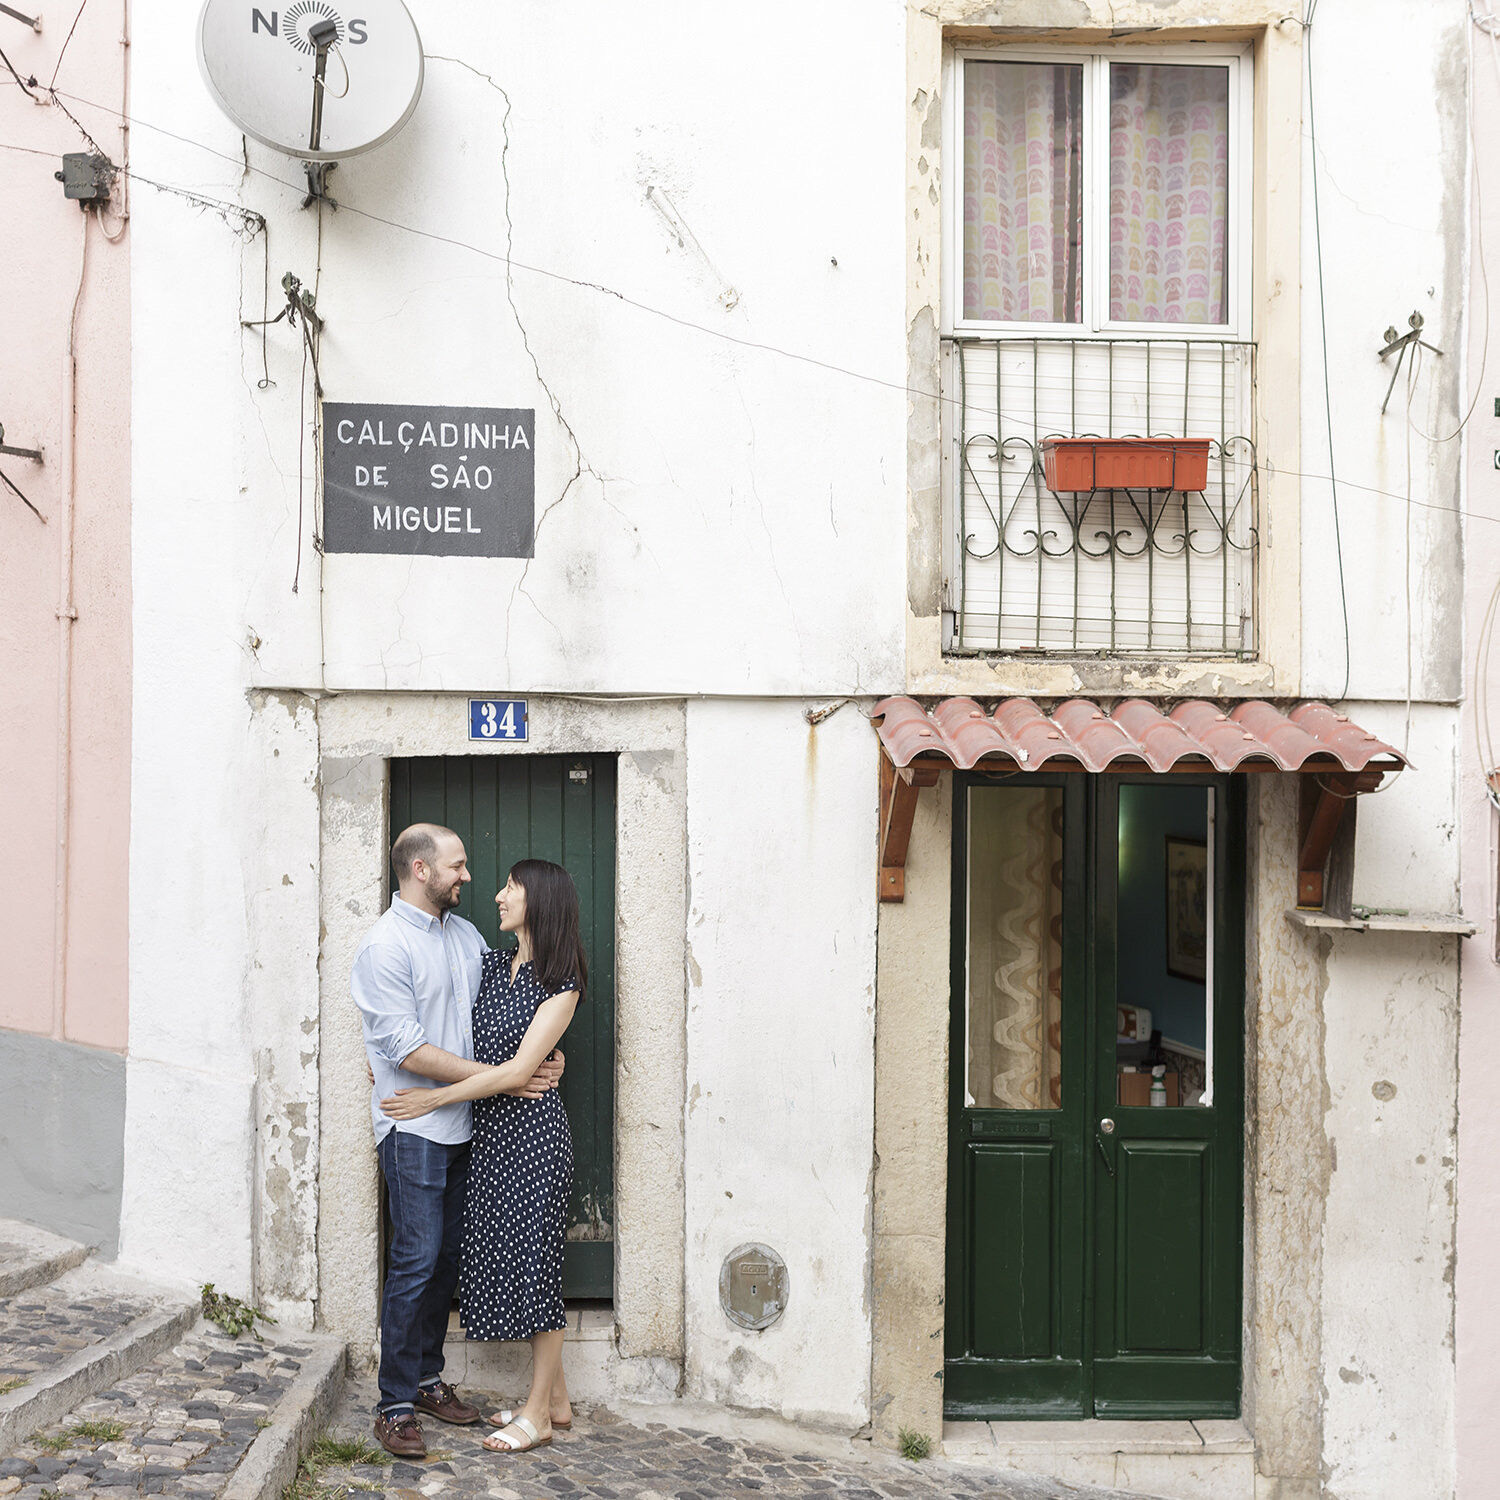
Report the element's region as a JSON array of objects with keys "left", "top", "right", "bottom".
[{"left": 1041, "top": 437, "right": 1211, "bottom": 493}]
